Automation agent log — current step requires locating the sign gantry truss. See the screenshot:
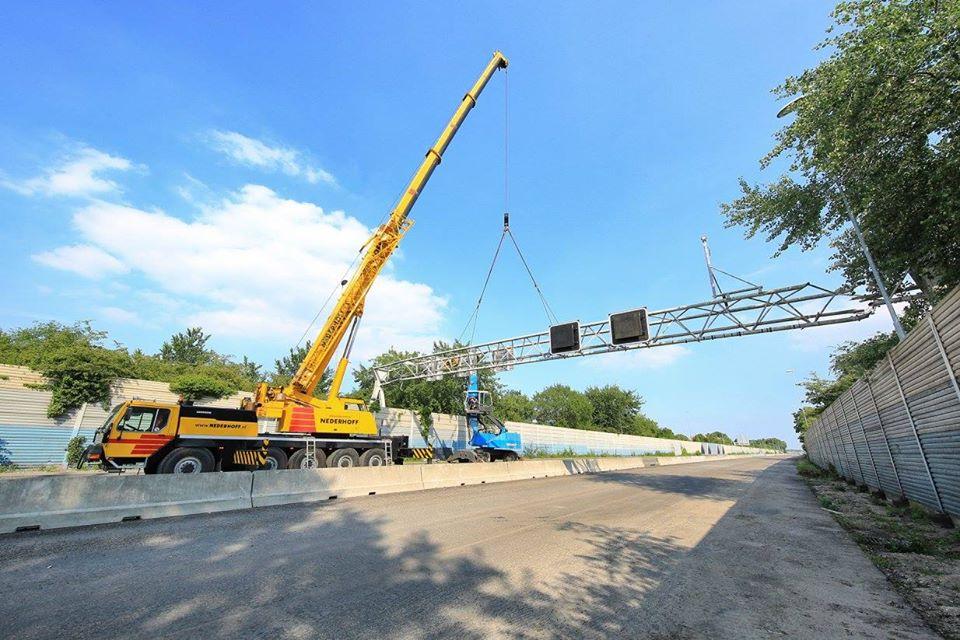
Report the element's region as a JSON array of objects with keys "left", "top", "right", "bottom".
[{"left": 374, "top": 281, "right": 878, "bottom": 385}]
